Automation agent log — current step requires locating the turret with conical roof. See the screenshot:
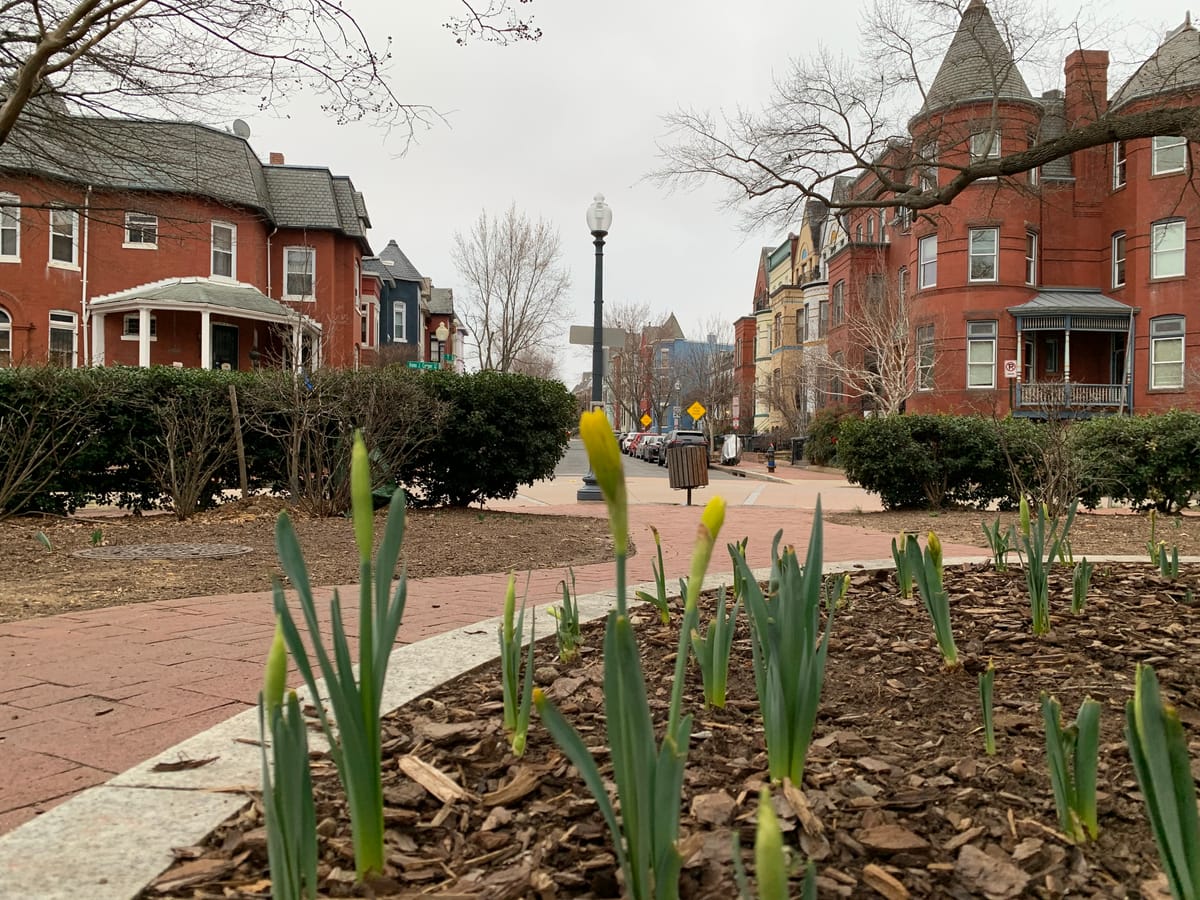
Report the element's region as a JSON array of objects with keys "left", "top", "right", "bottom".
[
  {"left": 918, "top": 0, "right": 1033, "bottom": 116},
  {"left": 1110, "top": 16, "right": 1200, "bottom": 112}
]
